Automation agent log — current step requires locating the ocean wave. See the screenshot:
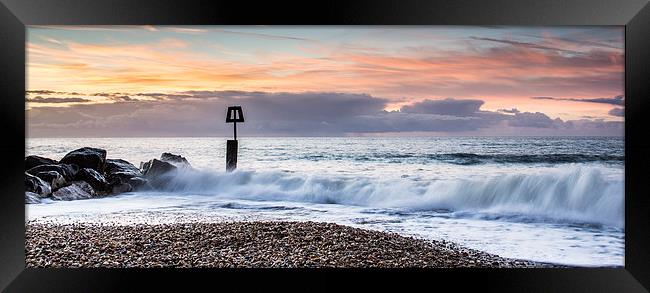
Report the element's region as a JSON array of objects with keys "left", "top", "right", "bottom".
[
  {"left": 155, "top": 166, "right": 624, "bottom": 228},
  {"left": 298, "top": 153, "right": 624, "bottom": 165}
]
